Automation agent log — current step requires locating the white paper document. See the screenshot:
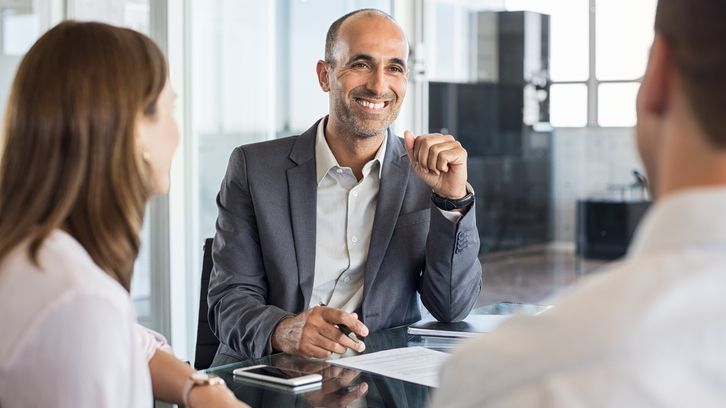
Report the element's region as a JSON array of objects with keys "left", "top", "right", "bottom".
[{"left": 328, "top": 346, "right": 449, "bottom": 388}]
